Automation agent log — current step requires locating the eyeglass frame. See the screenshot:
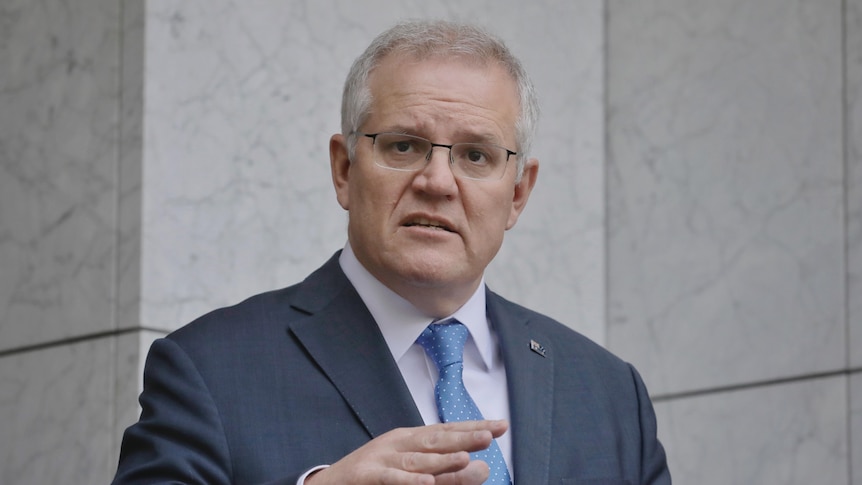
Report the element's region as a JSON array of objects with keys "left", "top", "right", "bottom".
[{"left": 351, "top": 131, "right": 518, "bottom": 181}]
